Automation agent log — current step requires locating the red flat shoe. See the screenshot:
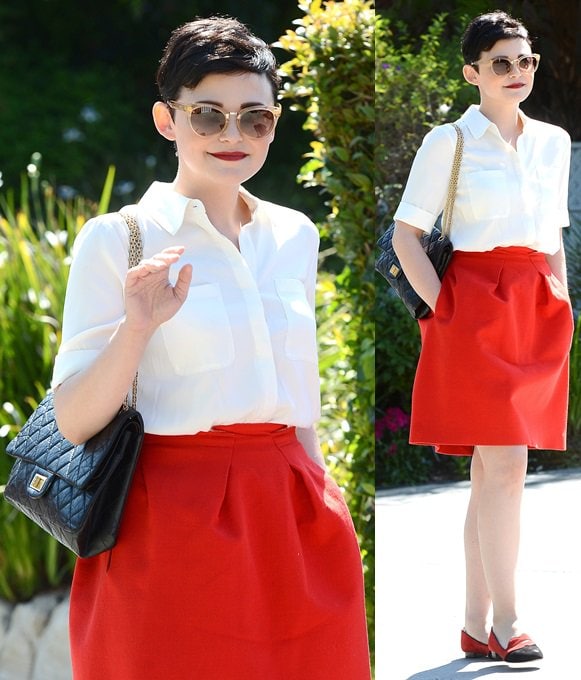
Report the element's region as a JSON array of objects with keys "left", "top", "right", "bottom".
[
  {"left": 488, "top": 629, "right": 543, "bottom": 662},
  {"left": 461, "top": 629, "right": 490, "bottom": 658}
]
